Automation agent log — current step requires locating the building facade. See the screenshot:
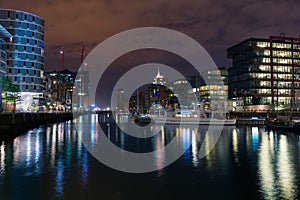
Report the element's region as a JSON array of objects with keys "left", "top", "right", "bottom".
[
  {"left": 228, "top": 35, "right": 300, "bottom": 110},
  {"left": 0, "top": 9, "right": 45, "bottom": 95},
  {"left": 45, "top": 69, "right": 76, "bottom": 111},
  {"left": 153, "top": 68, "right": 168, "bottom": 85},
  {"left": 115, "top": 88, "right": 128, "bottom": 113},
  {"left": 0, "top": 24, "right": 12, "bottom": 78},
  {"left": 199, "top": 67, "right": 228, "bottom": 102}
]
